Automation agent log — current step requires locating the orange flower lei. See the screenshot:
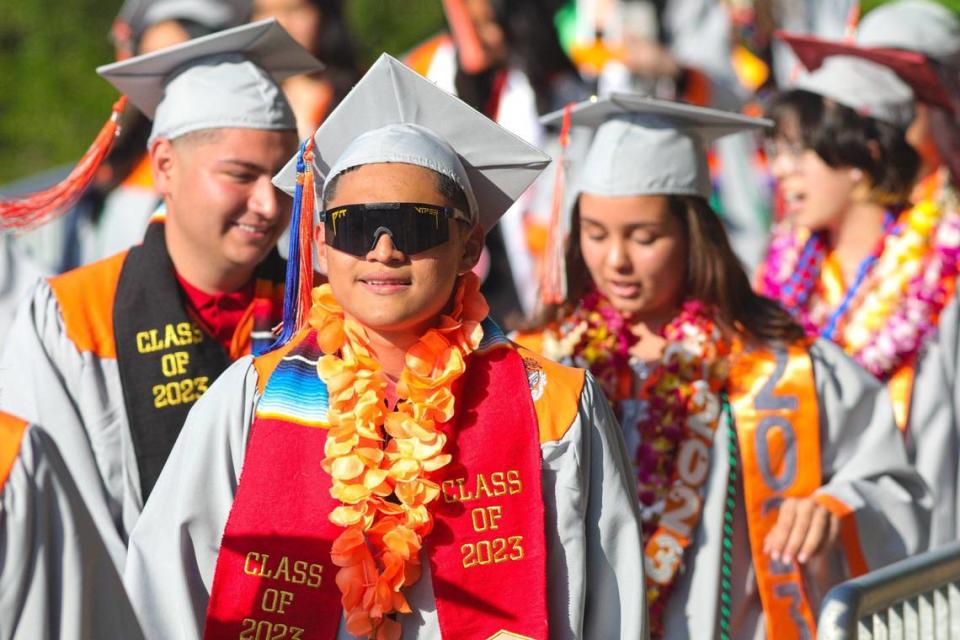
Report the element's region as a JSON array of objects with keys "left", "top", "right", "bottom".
[{"left": 307, "top": 272, "right": 489, "bottom": 639}]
